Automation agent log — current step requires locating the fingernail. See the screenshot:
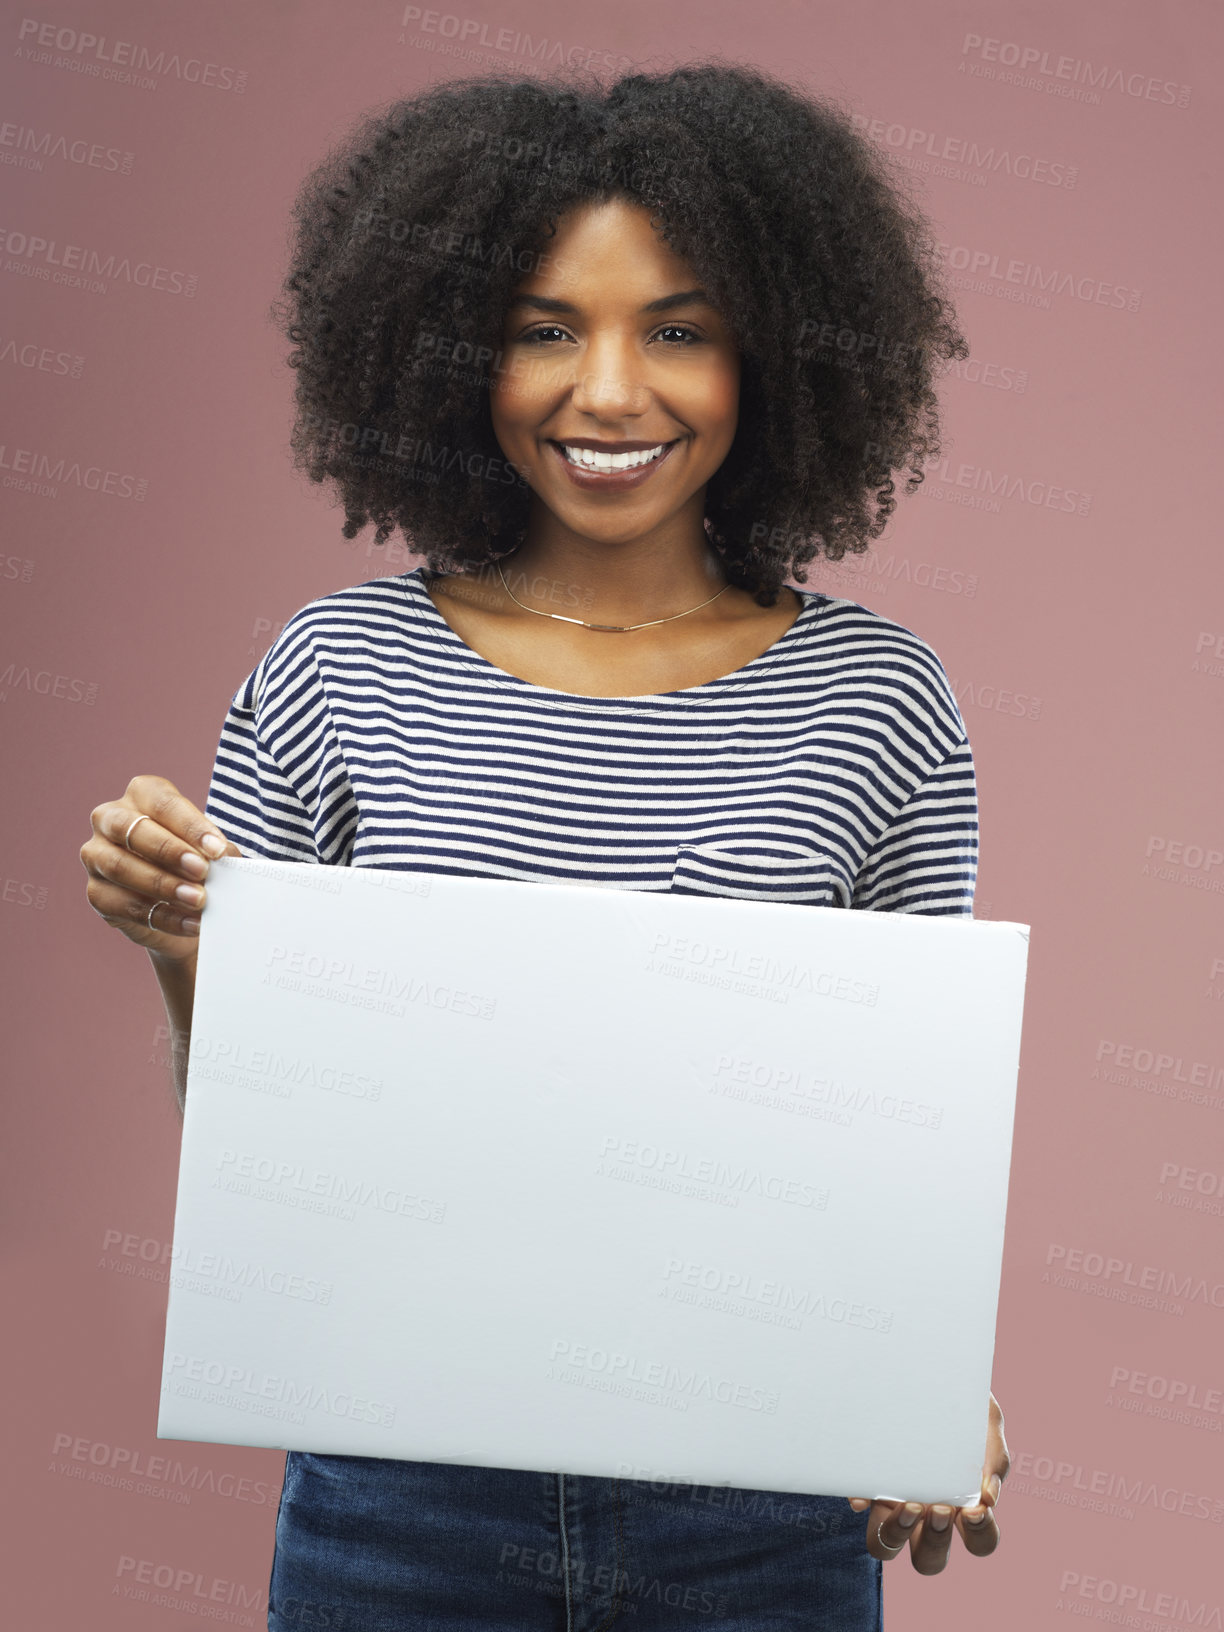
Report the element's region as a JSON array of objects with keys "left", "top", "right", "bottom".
[
  {"left": 988, "top": 1475, "right": 1002, "bottom": 1503},
  {"left": 898, "top": 1504, "right": 922, "bottom": 1529},
  {"left": 930, "top": 1506, "right": 951, "bottom": 1532},
  {"left": 848, "top": 1499, "right": 870, "bottom": 1512},
  {"left": 200, "top": 833, "right": 226, "bottom": 858},
  {"left": 181, "top": 917, "right": 200, "bottom": 934},
  {"left": 180, "top": 852, "right": 208, "bottom": 879},
  {"left": 965, "top": 1507, "right": 988, "bottom": 1525},
  {"left": 175, "top": 884, "right": 204, "bottom": 906}
]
